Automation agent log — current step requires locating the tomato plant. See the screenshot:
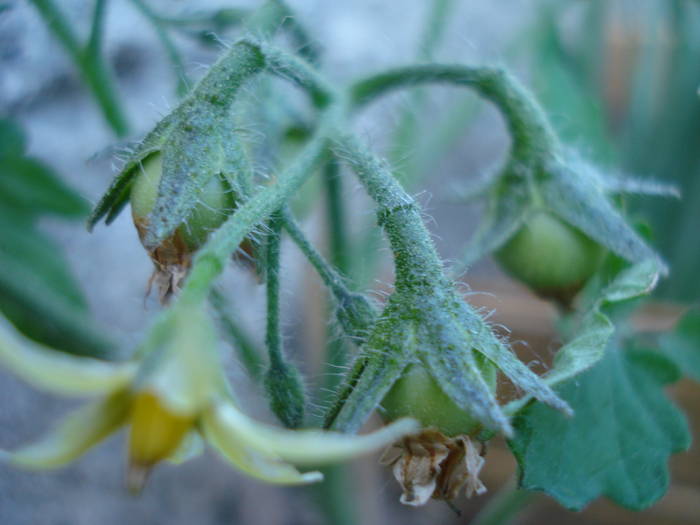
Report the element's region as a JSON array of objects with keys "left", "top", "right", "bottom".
[{"left": 1, "top": 2, "right": 697, "bottom": 525}]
